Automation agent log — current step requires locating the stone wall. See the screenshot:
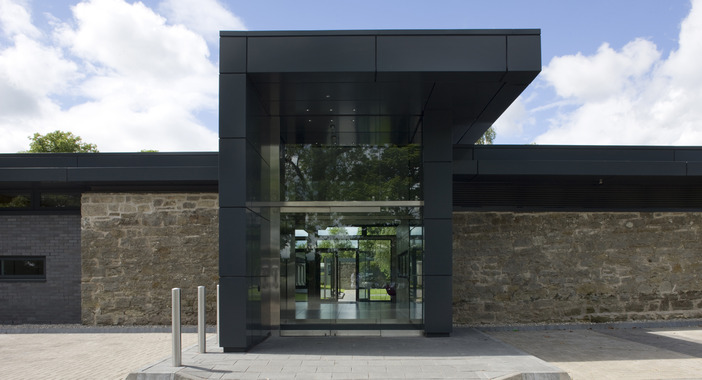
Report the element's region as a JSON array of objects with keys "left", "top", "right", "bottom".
[
  {"left": 0, "top": 214, "right": 81, "bottom": 324},
  {"left": 81, "top": 193, "right": 218, "bottom": 325},
  {"left": 453, "top": 212, "right": 702, "bottom": 325}
]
